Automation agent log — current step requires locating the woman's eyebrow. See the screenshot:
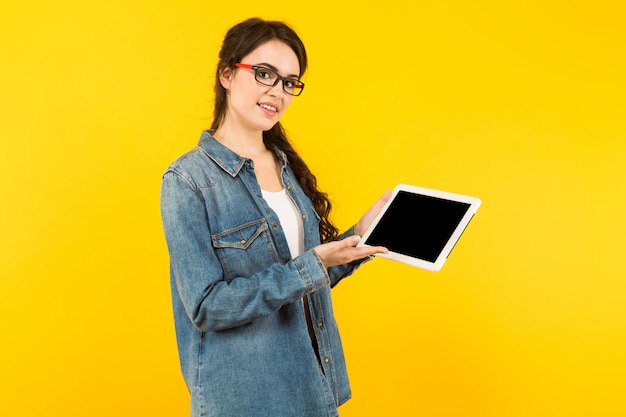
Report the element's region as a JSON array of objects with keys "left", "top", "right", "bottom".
[{"left": 256, "top": 62, "right": 300, "bottom": 79}]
